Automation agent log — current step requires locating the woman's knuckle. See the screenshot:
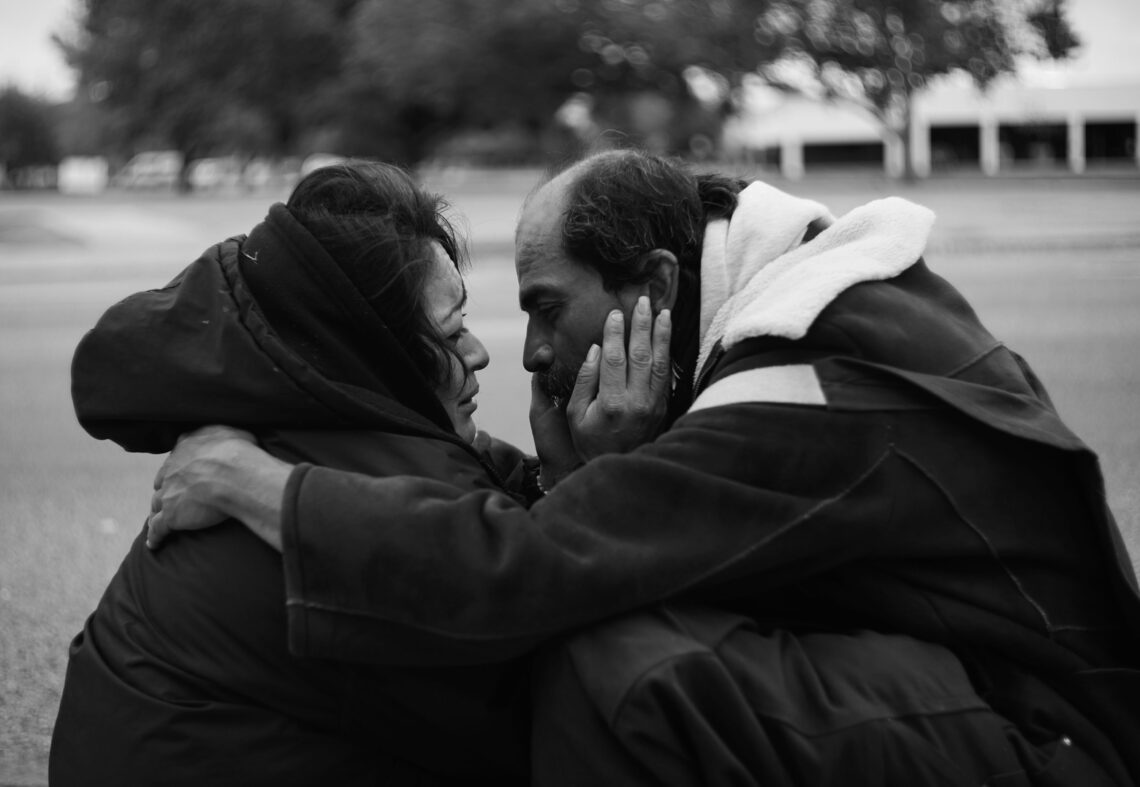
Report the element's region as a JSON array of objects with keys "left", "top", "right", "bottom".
[{"left": 601, "top": 398, "right": 624, "bottom": 416}]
